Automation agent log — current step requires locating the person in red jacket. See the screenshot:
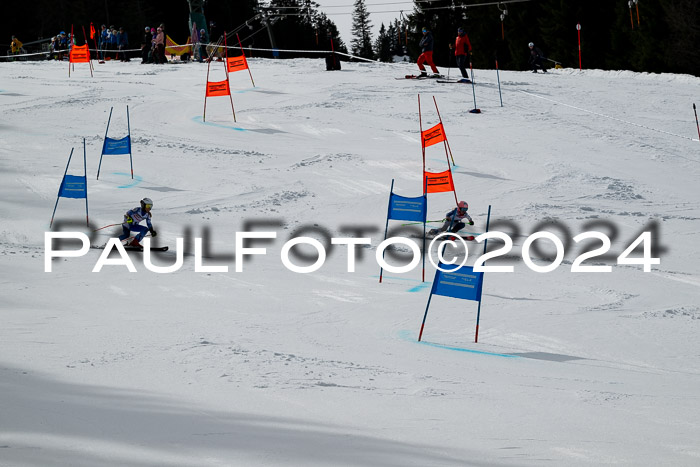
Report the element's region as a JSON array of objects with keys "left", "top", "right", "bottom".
[{"left": 453, "top": 27, "right": 472, "bottom": 80}]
